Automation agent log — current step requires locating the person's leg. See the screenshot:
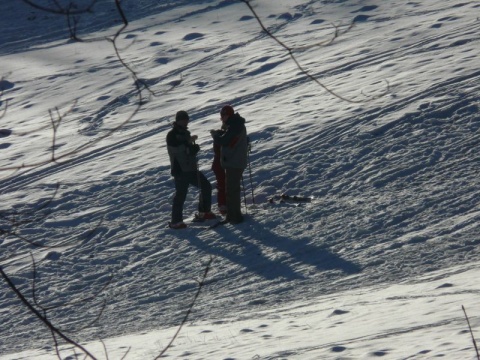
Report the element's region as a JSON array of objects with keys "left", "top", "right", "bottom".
[
  {"left": 225, "top": 167, "right": 244, "bottom": 223},
  {"left": 213, "top": 160, "right": 226, "bottom": 209},
  {"left": 188, "top": 171, "right": 212, "bottom": 213},
  {"left": 214, "top": 166, "right": 227, "bottom": 210},
  {"left": 172, "top": 175, "right": 190, "bottom": 223}
]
